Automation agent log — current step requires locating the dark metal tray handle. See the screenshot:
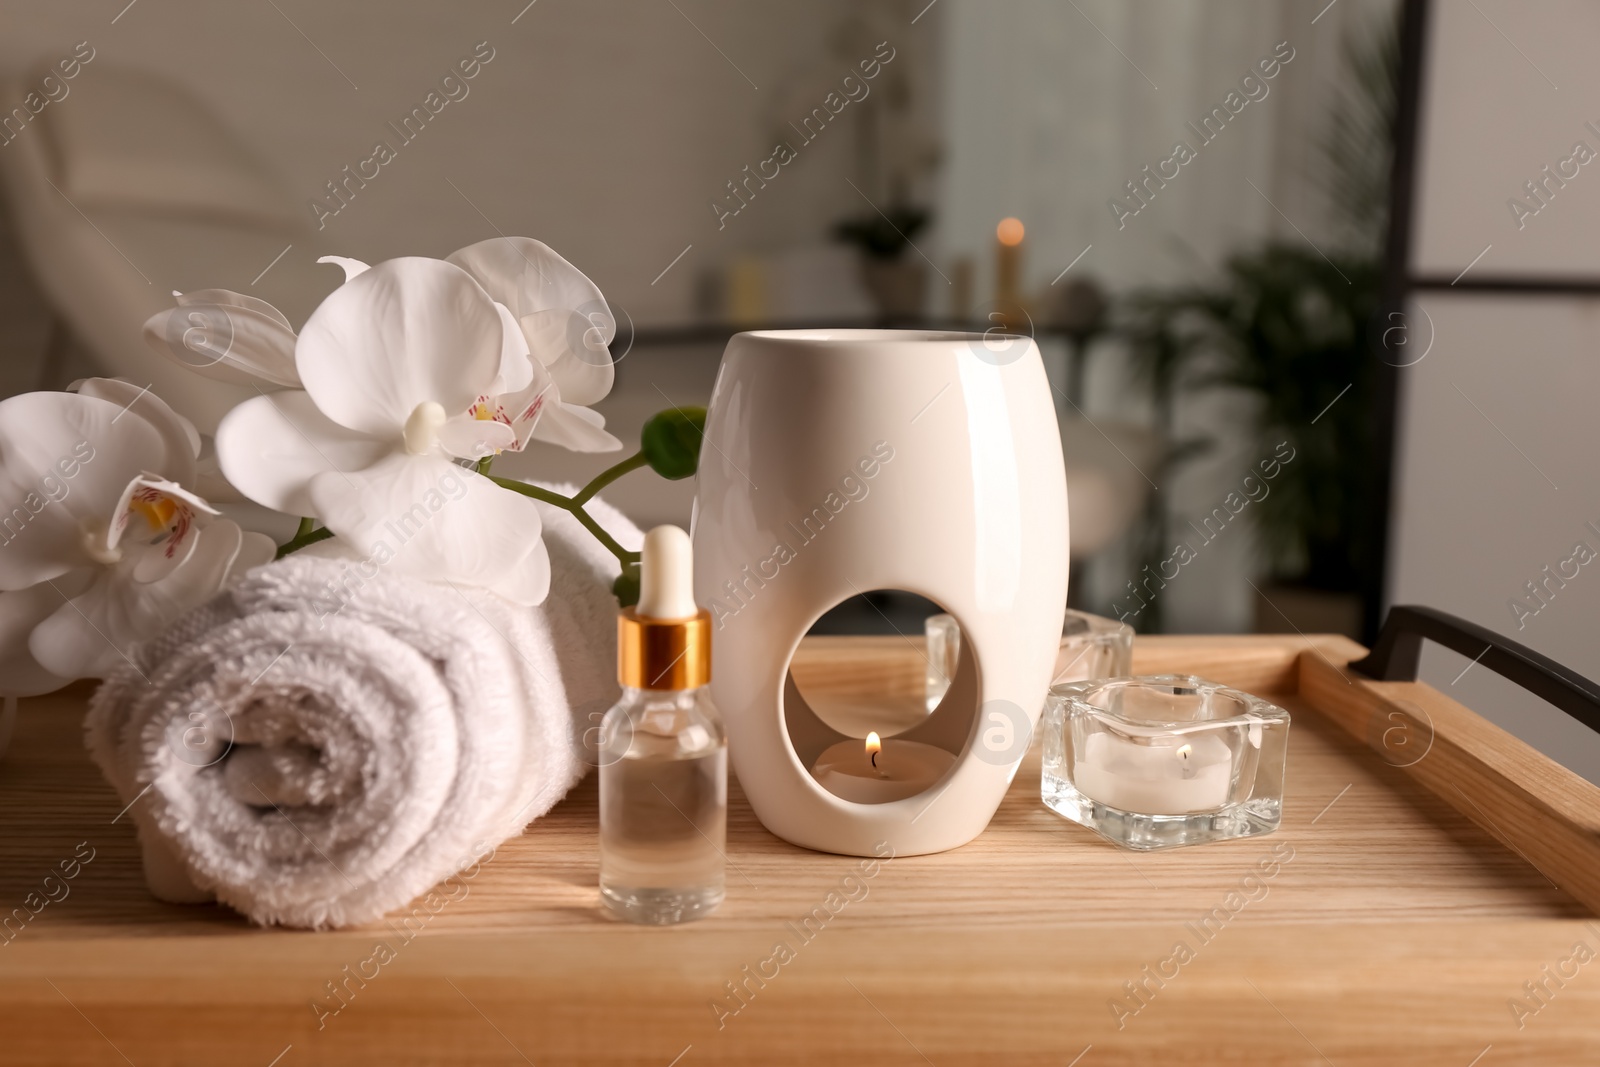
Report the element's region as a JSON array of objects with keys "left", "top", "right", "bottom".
[{"left": 1350, "top": 605, "right": 1600, "bottom": 736}]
